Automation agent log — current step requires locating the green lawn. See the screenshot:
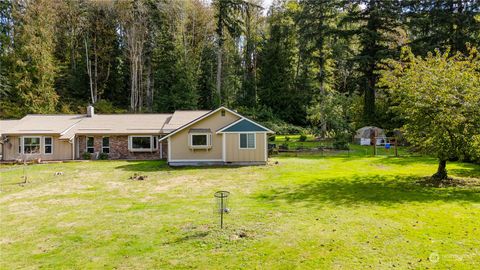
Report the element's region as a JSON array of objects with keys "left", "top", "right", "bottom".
[{"left": 1, "top": 156, "right": 479, "bottom": 269}]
